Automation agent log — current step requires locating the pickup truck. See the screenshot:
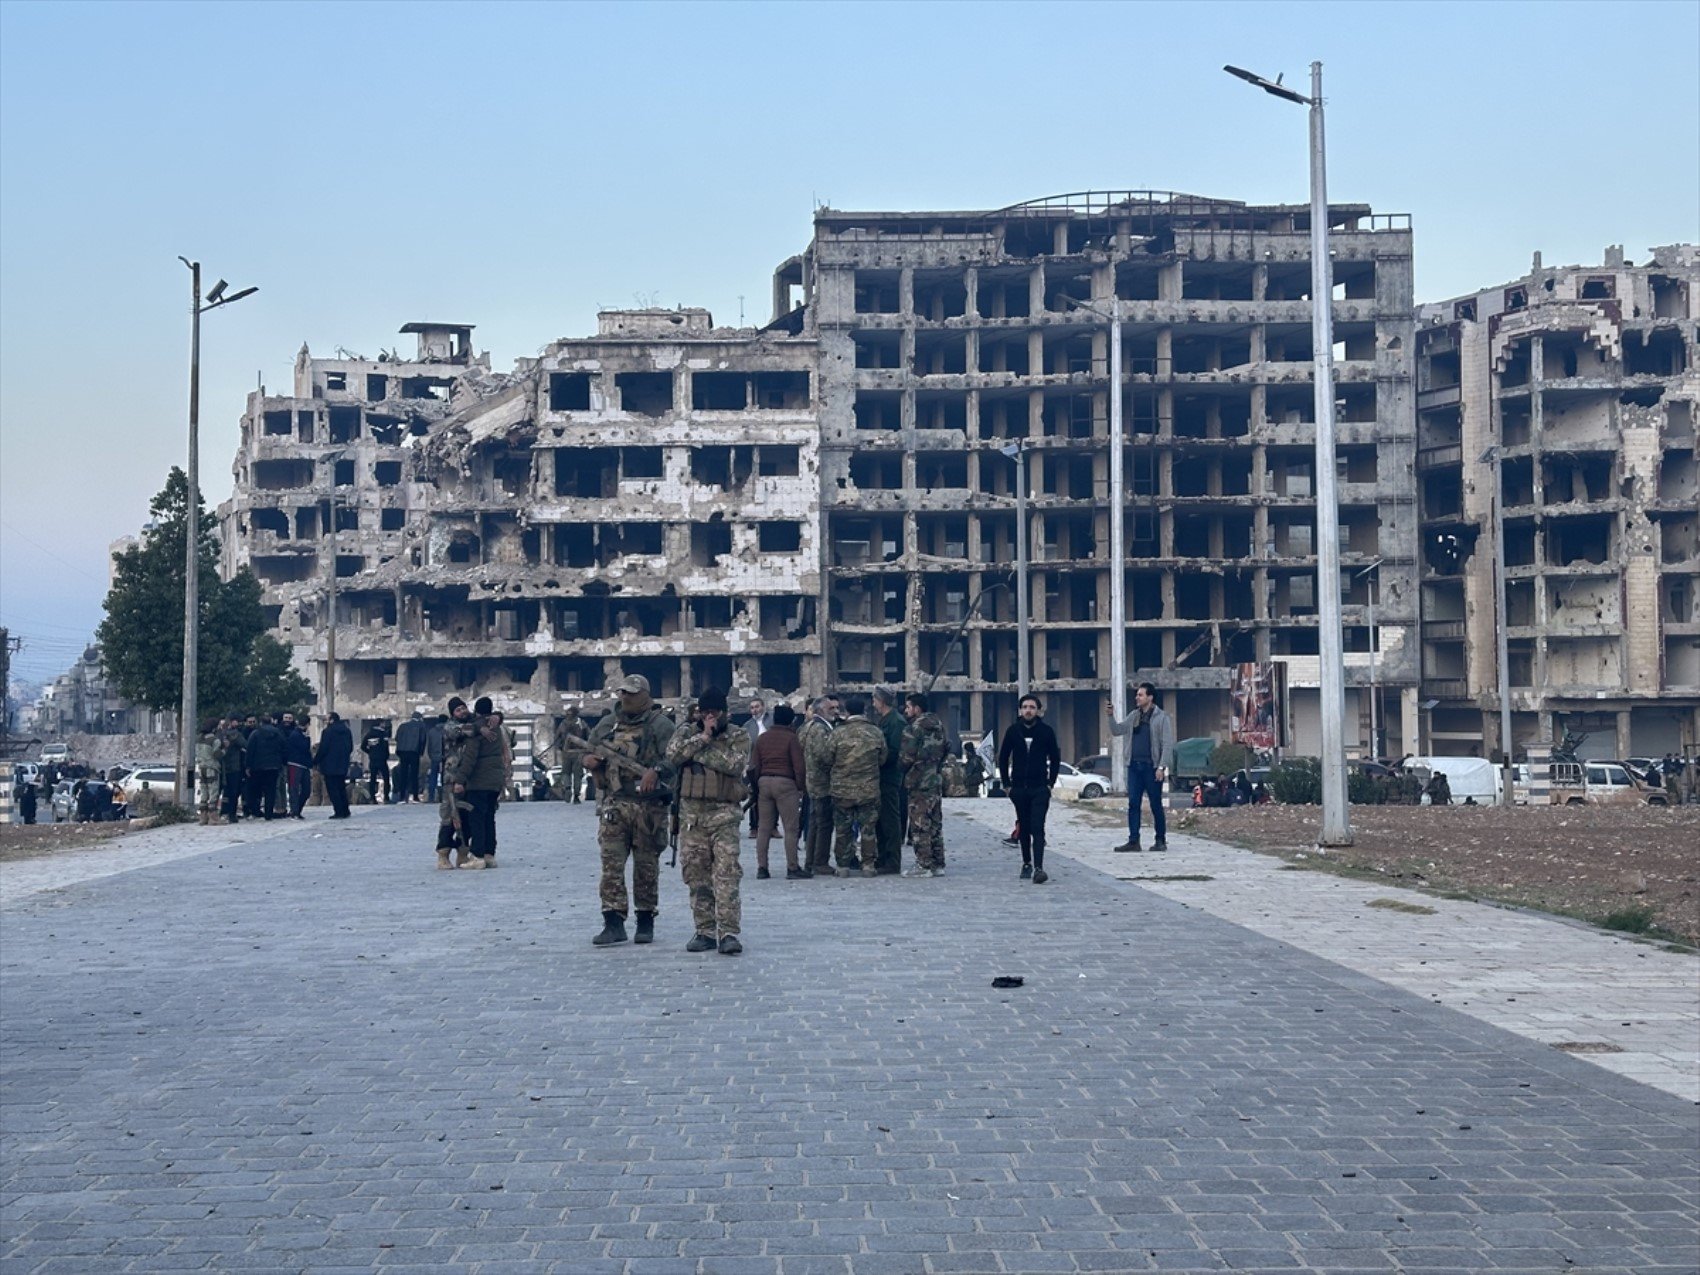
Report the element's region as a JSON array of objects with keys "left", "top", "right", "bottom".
[{"left": 1550, "top": 760, "right": 1669, "bottom": 807}]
